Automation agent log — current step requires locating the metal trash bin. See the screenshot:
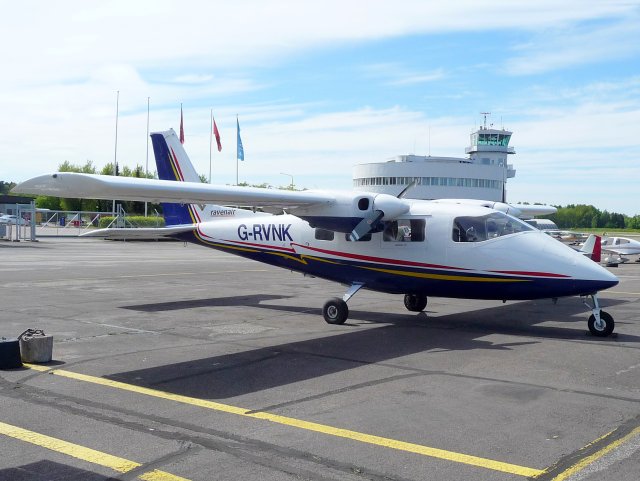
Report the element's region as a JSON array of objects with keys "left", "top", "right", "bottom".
[
  {"left": 19, "top": 329, "right": 53, "bottom": 363},
  {"left": 0, "top": 337, "right": 22, "bottom": 369}
]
